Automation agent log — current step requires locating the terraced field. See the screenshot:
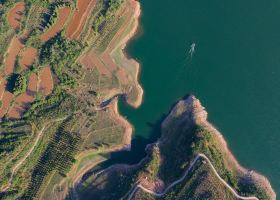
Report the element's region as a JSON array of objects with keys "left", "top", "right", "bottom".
[
  {"left": 0, "top": 0, "right": 143, "bottom": 199},
  {"left": 75, "top": 96, "right": 275, "bottom": 200}
]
